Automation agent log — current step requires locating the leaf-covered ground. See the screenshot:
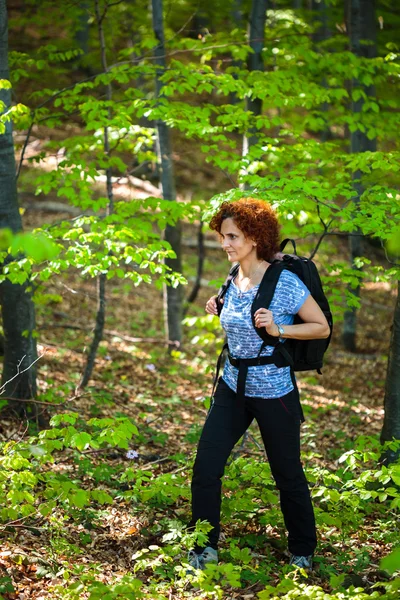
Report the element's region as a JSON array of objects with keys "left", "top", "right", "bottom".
[{"left": 0, "top": 210, "right": 399, "bottom": 599}]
